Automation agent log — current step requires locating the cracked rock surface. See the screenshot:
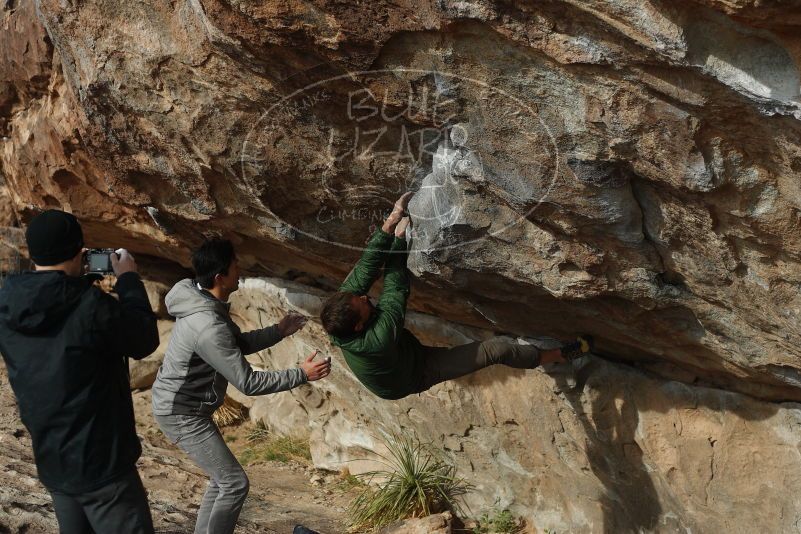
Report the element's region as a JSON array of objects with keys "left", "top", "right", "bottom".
[
  {"left": 227, "top": 277, "right": 801, "bottom": 533},
  {"left": 3, "top": 0, "right": 801, "bottom": 400},
  {"left": 2, "top": 0, "right": 801, "bottom": 531}
]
